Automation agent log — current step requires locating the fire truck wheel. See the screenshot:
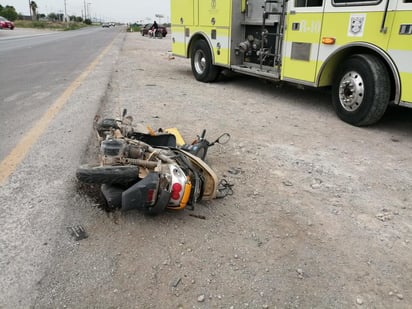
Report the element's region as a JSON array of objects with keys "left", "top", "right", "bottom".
[
  {"left": 332, "top": 54, "right": 390, "bottom": 126},
  {"left": 76, "top": 165, "right": 139, "bottom": 184},
  {"left": 191, "top": 40, "right": 220, "bottom": 82}
]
